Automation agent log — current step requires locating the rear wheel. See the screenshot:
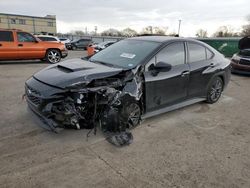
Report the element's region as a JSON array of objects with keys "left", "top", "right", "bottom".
[
  {"left": 206, "top": 77, "right": 223, "bottom": 104},
  {"left": 45, "top": 49, "right": 61, "bottom": 64}
]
